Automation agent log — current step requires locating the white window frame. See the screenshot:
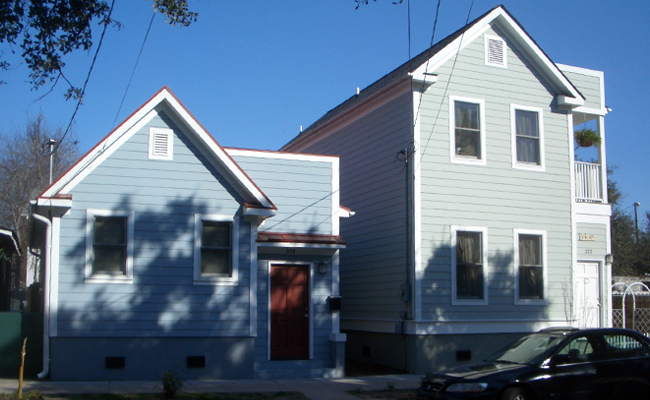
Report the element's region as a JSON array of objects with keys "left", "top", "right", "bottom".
[
  {"left": 449, "top": 96, "right": 487, "bottom": 166},
  {"left": 514, "top": 229, "right": 548, "bottom": 305},
  {"left": 485, "top": 35, "right": 507, "bottom": 68},
  {"left": 451, "top": 226, "right": 488, "bottom": 305},
  {"left": 85, "top": 209, "right": 135, "bottom": 283},
  {"left": 194, "top": 214, "right": 239, "bottom": 285},
  {"left": 148, "top": 127, "right": 174, "bottom": 160},
  {"left": 510, "top": 104, "right": 545, "bottom": 171}
]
